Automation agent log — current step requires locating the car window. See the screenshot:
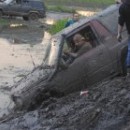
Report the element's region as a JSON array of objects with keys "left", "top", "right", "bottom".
[
  {"left": 66, "top": 25, "right": 98, "bottom": 49},
  {"left": 28, "top": 1, "right": 44, "bottom": 9},
  {"left": 97, "top": 9, "right": 120, "bottom": 34},
  {"left": 60, "top": 26, "right": 98, "bottom": 66}
]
